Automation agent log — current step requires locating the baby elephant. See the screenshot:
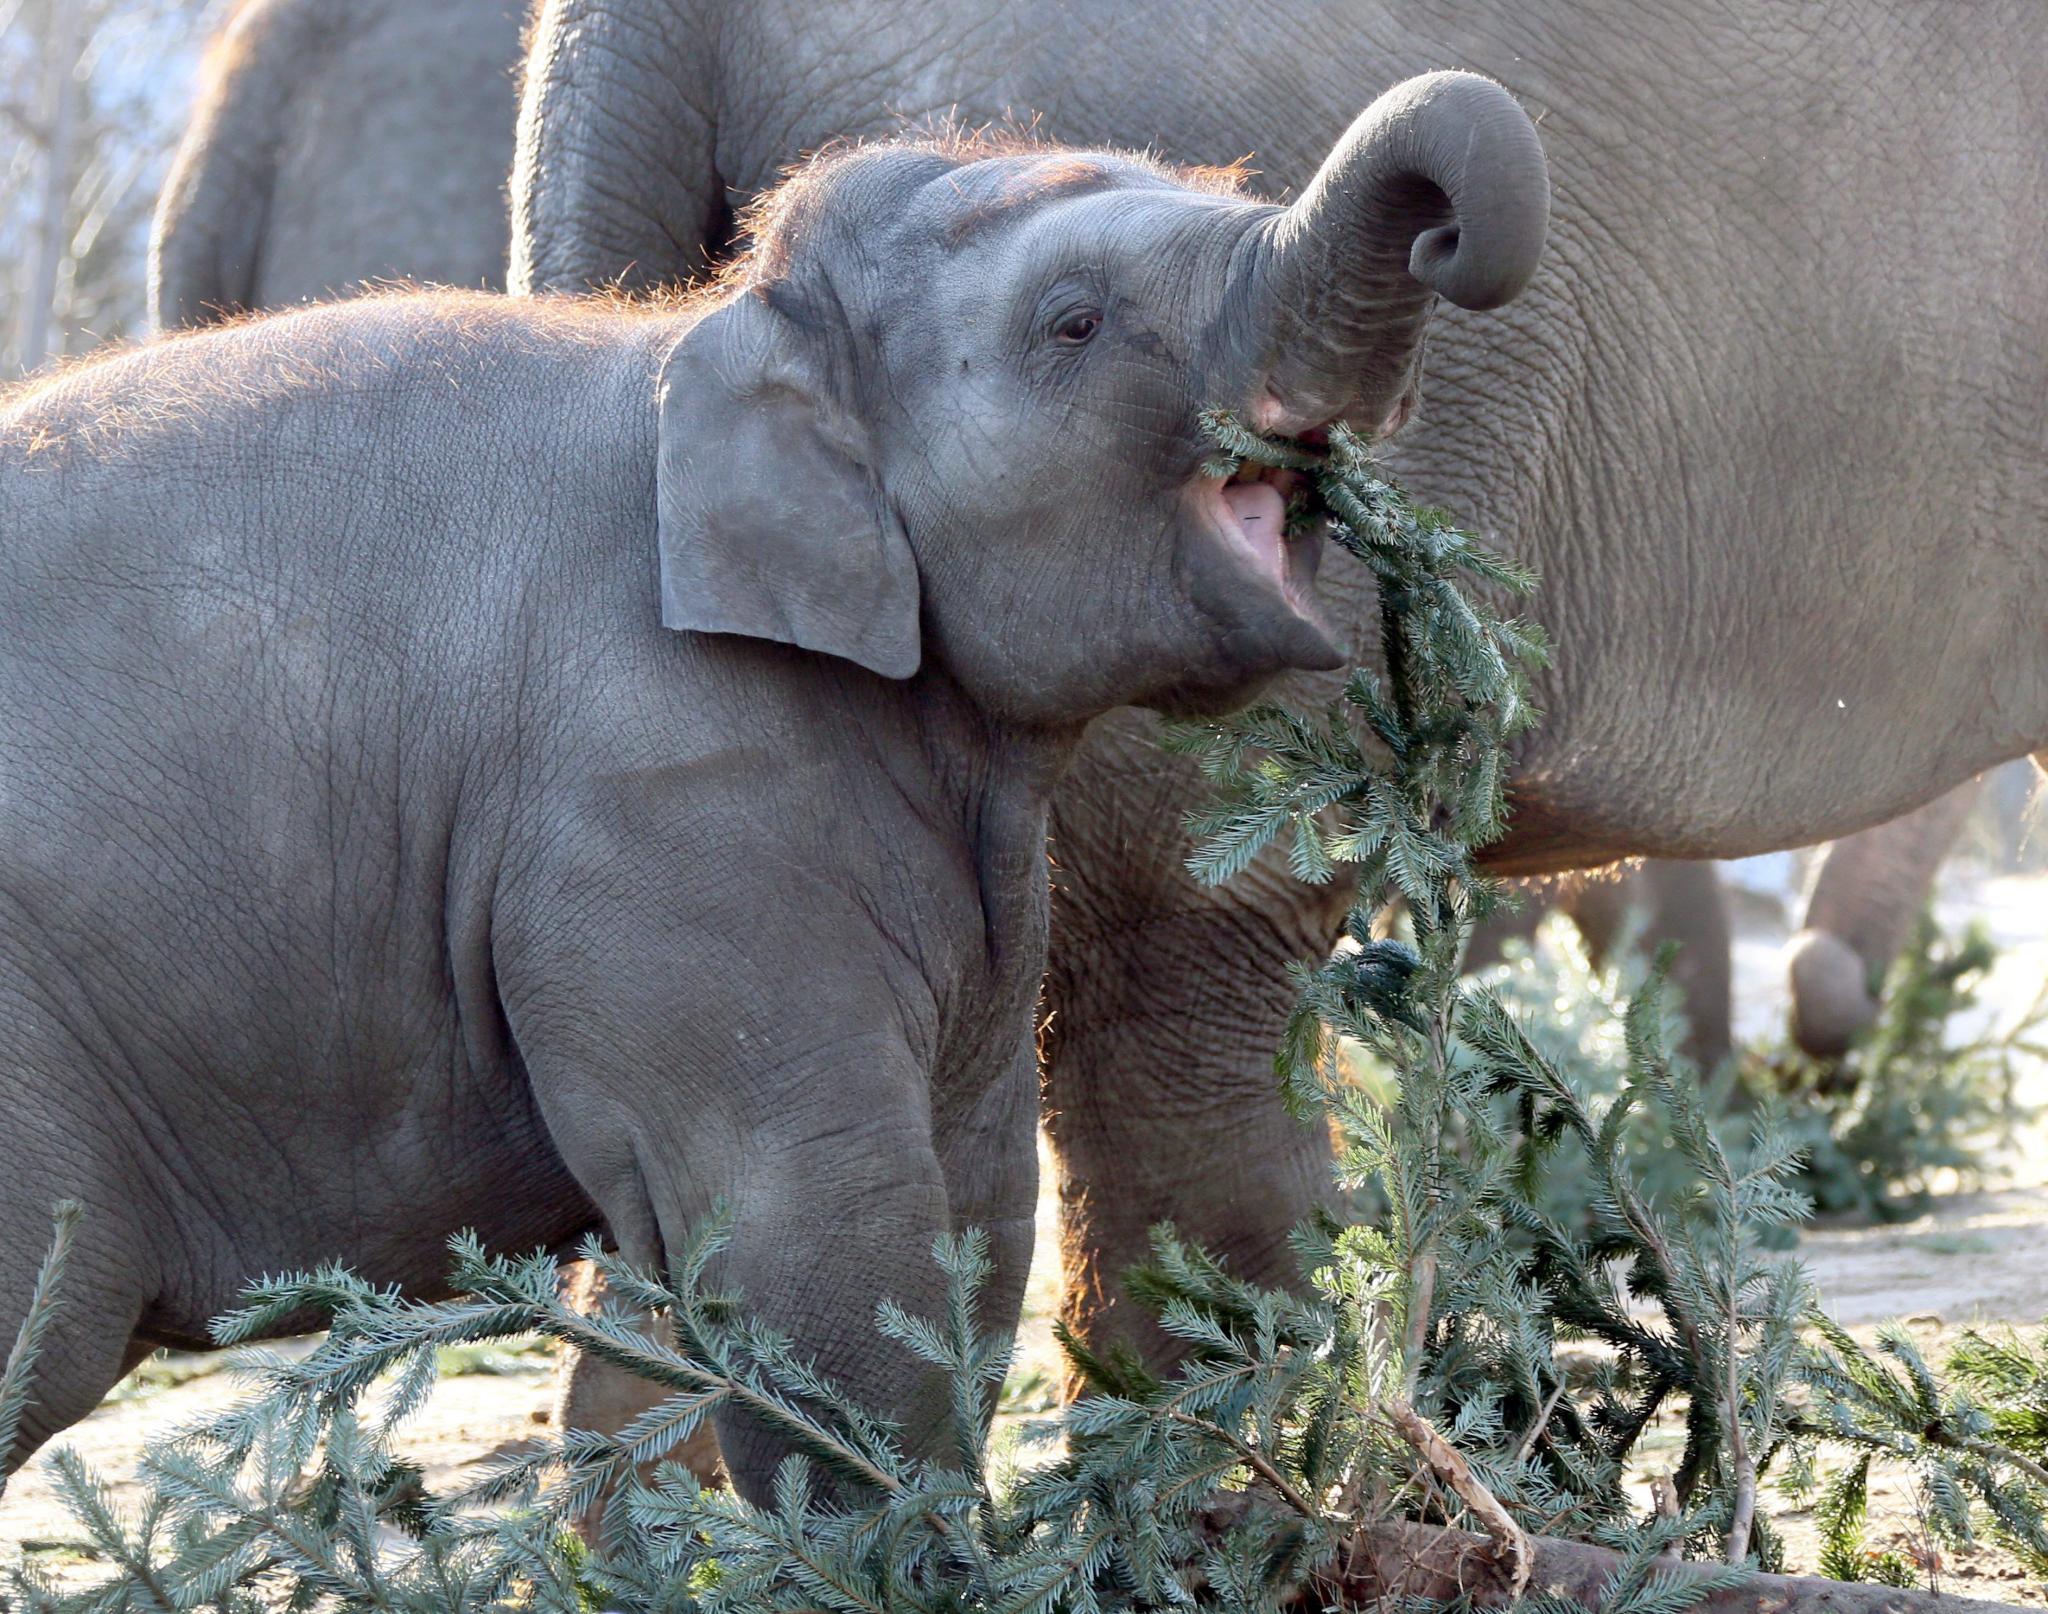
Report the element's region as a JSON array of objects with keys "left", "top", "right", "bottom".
[{"left": 0, "top": 73, "right": 1545, "bottom": 1497}]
